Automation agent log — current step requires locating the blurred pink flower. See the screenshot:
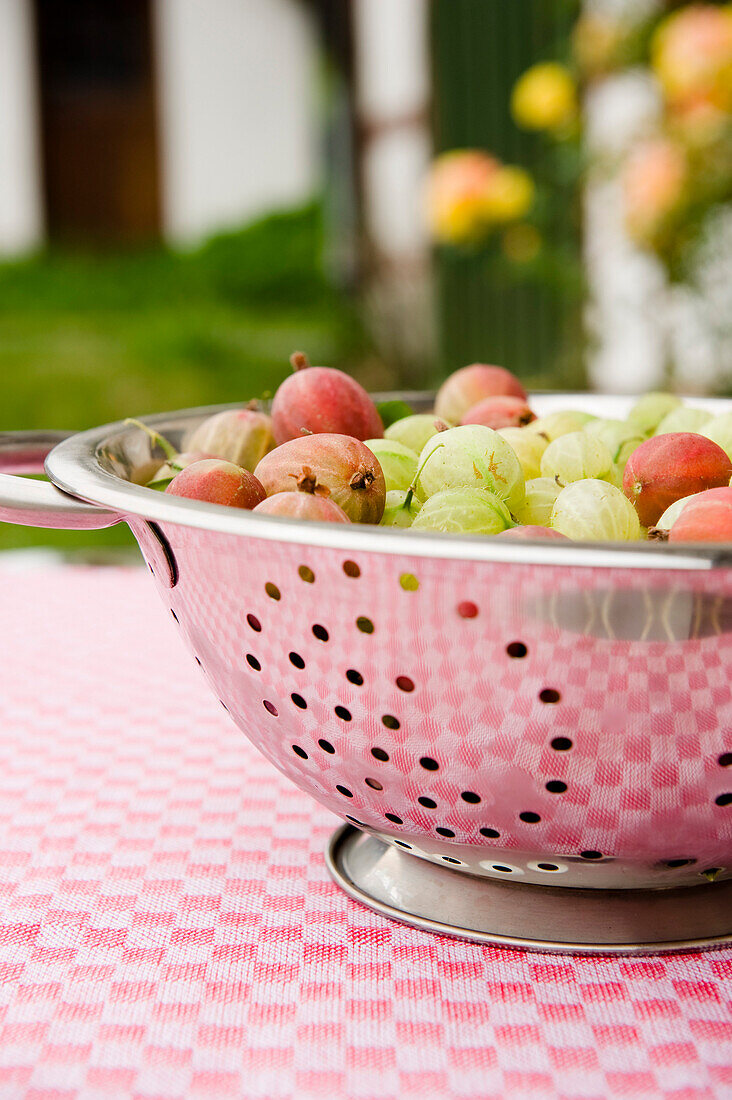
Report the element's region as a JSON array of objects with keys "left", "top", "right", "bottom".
[
  {"left": 623, "top": 138, "right": 688, "bottom": 245},
  {"left": 652, "top": 4, "right": 732, "bottom": 112}
]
